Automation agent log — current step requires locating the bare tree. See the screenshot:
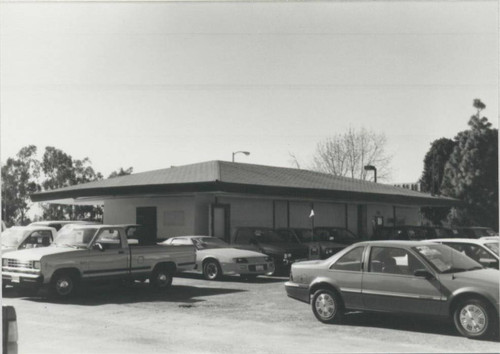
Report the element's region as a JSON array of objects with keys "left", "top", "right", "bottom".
[{"left": 311, "top": 127, "right": 391, "bottom": 181}]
